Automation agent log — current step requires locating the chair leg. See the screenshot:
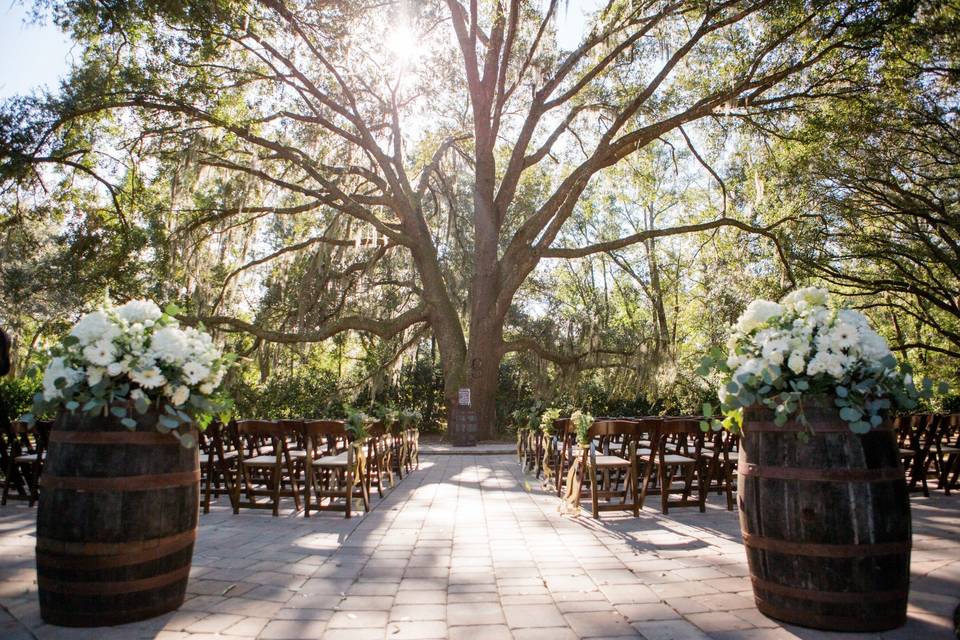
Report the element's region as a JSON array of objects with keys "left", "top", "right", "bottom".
[
  {"left": 590, "top": 465, "right": 599, "bottom": 519},
  {"left": 271, "top": 466, "right": 281, "bottom": 517},
  {"left": 660, "top": 464, "right": 670, "bottom": 515},
  {"left": 344, "top": 469, "right": 352, "bottom": 519},
  {"left": 203, "top": 460, "right": 213, "bottom": 514},
  {"left": 27, "top": 463, "right": 39, "bottom": 507}
]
